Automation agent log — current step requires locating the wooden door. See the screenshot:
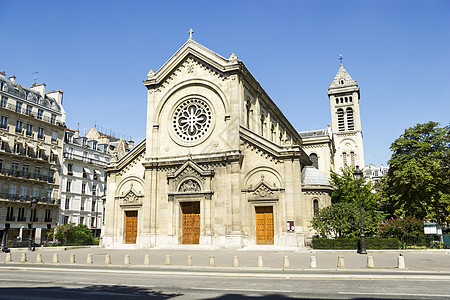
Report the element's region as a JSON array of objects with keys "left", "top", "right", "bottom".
[
  {"left": 181, "top": 202, "right": 200, "bottom": 244},
  {"left": 125, "top": 211, "right": 138, "bottom": 244},
  {"left": 256, "top": 206, "right": 274, "bottom": 245}
]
